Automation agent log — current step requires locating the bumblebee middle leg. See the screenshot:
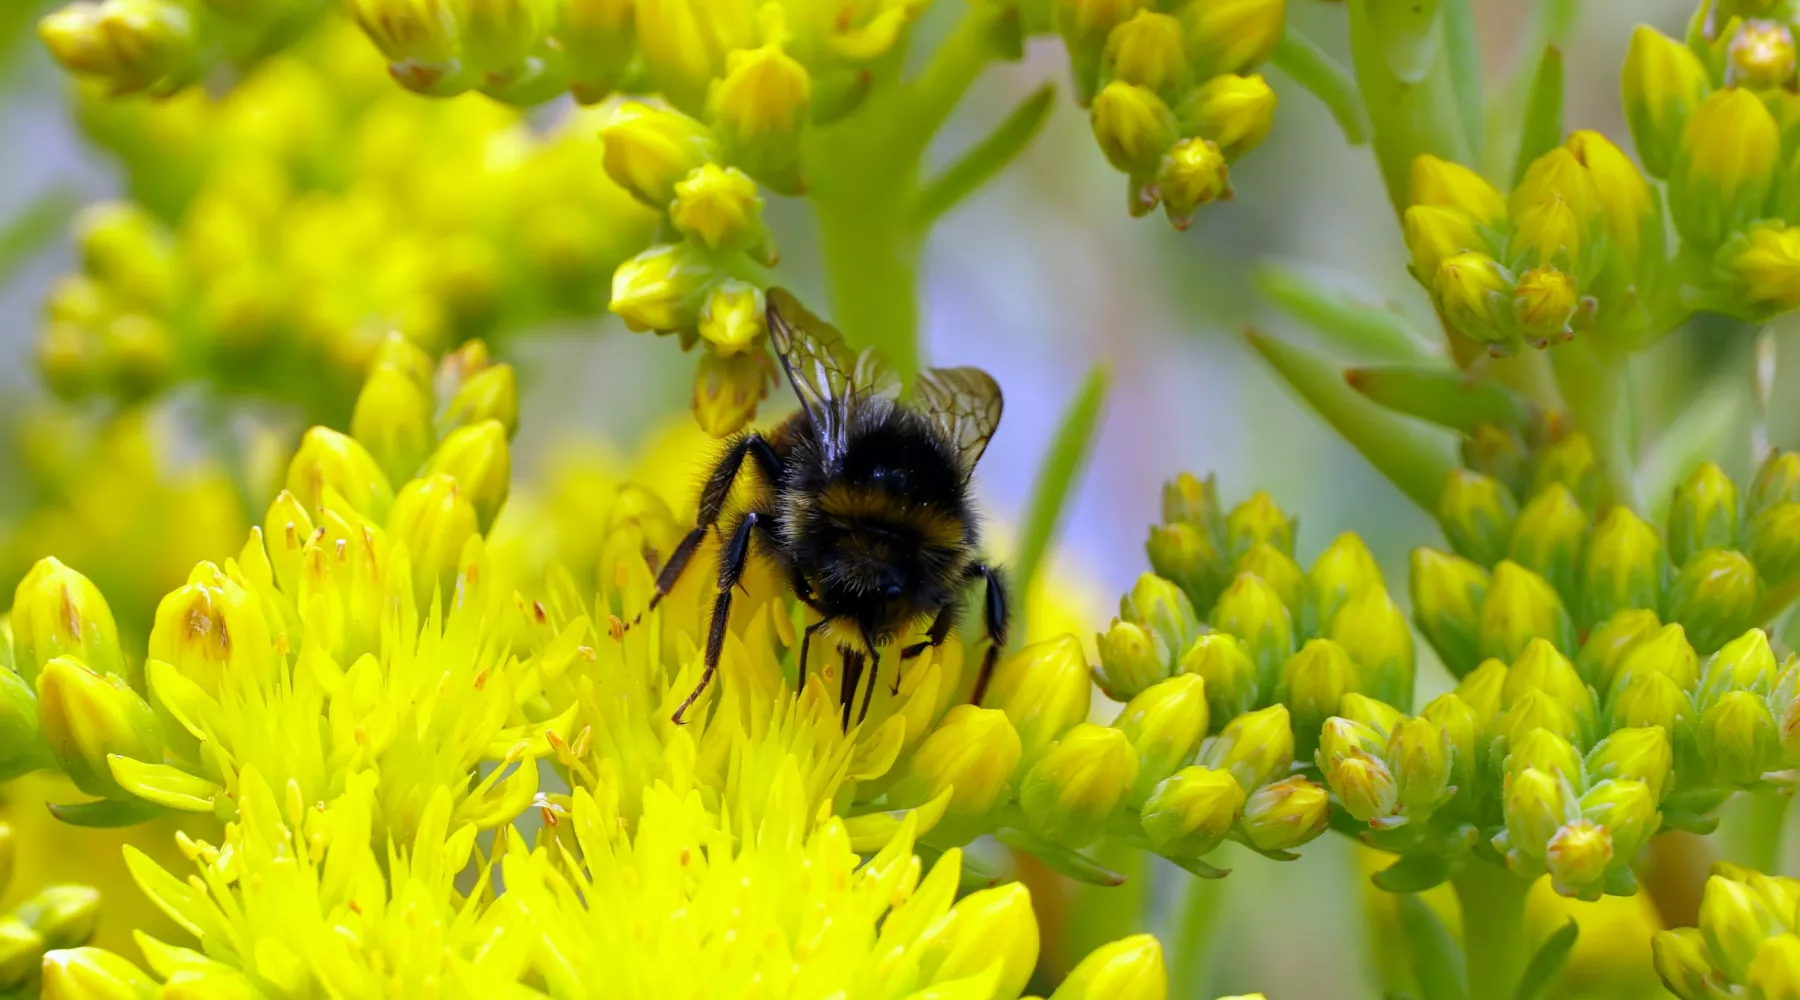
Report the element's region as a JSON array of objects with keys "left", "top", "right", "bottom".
[
  {"left": 671, "top": 511, "right": 773, "bottom": 724},
  {"left": 966, "top": 562, "right": 1011, "bottom": 706}
]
